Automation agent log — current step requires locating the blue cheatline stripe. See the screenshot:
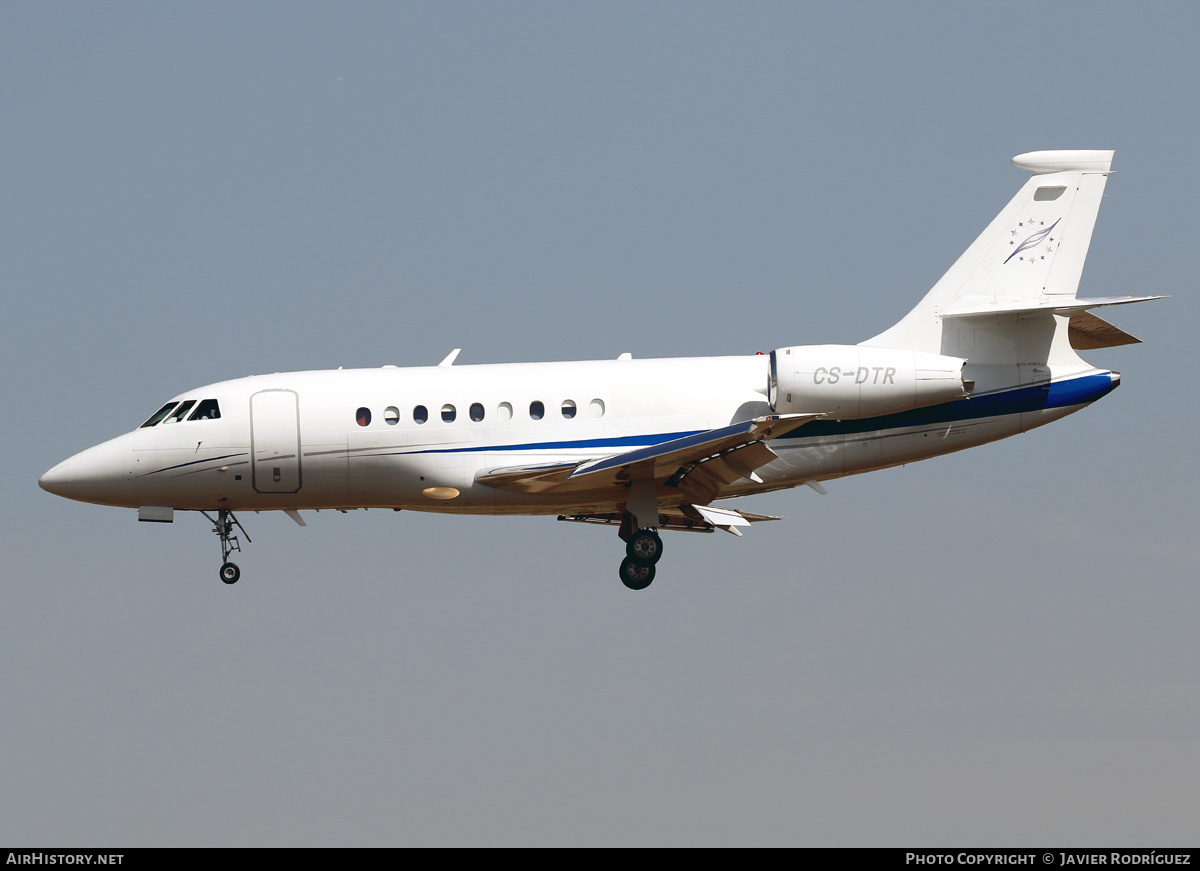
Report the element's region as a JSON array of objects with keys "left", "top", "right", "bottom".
[
  {"left": 784, "top": 372, "right": 1116, "bottom": 439},
  {"left": 349, "top": 373, "right": 1115, "bottom": 459}
]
